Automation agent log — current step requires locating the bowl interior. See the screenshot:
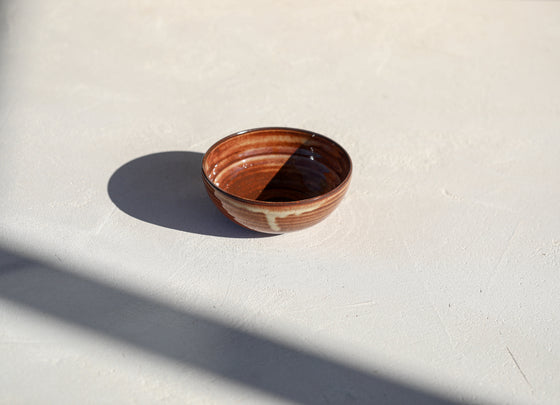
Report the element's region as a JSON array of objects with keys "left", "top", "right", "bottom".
[{"left": 203, "top": 128, "right": 351, "bottom": 202}]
